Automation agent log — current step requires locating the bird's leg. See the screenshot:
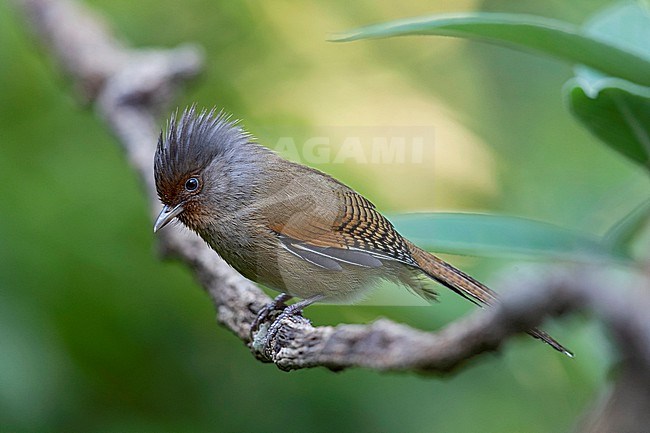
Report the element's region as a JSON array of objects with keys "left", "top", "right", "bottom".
[
  {"left": 264, "top": 294, "right": 325, "bottom": 340},
  {"left": 250, "top": 293, "right": 293, "bottom": 338}
]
